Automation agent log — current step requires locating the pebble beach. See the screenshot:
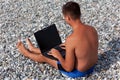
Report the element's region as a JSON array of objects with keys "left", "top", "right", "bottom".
[{"left": 0, "top": 0, "right": 120, "bottom": 80}]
